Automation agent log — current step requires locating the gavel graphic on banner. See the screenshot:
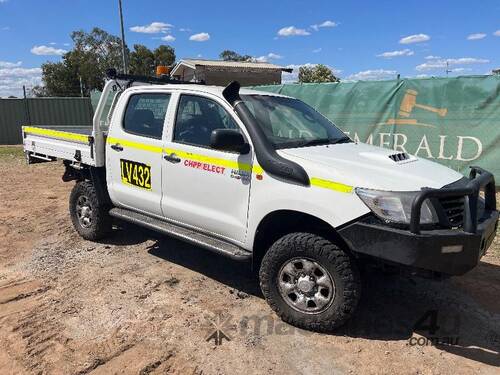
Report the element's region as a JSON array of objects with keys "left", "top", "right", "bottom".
[{"left": 398, "top": 89, "right": 448, "bottom": 118}]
